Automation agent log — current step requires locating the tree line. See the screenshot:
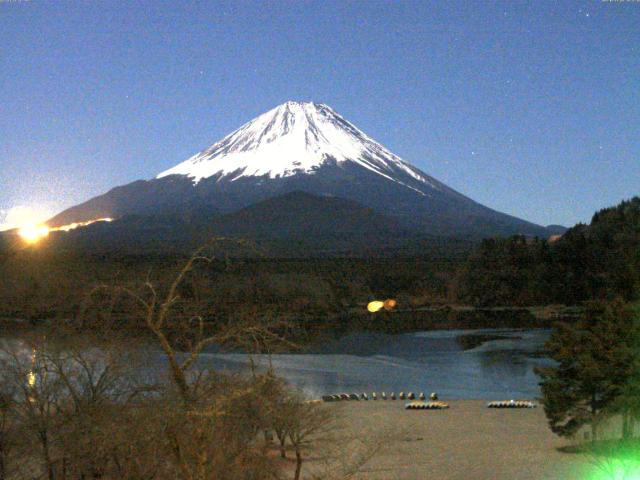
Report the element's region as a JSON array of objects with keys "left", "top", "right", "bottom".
[{"left": 455, "top": 197, "right": 640, "bottom": 306}]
